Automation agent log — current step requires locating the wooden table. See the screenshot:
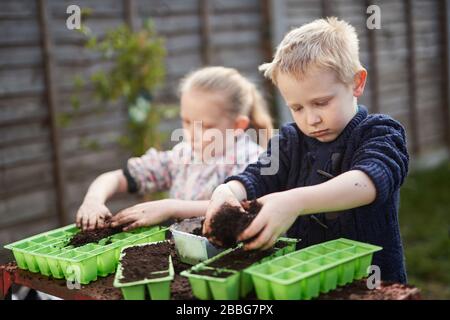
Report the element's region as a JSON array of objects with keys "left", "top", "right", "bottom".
[{"left": 0, "top": 262, "right": 420, "bottom": 300}]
